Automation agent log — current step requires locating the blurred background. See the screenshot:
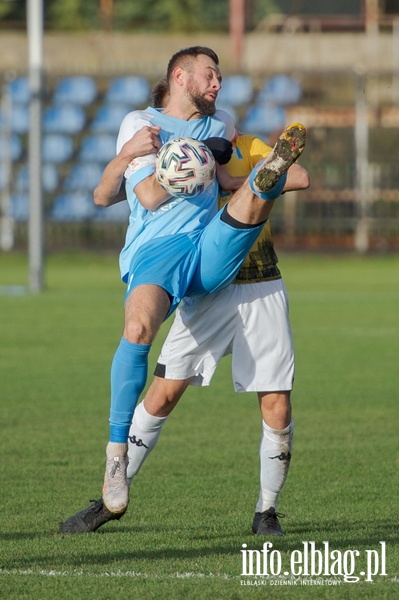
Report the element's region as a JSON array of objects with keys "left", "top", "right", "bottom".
[{"left": 0, "top": 0, "right": 398, "bottom": 289}]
